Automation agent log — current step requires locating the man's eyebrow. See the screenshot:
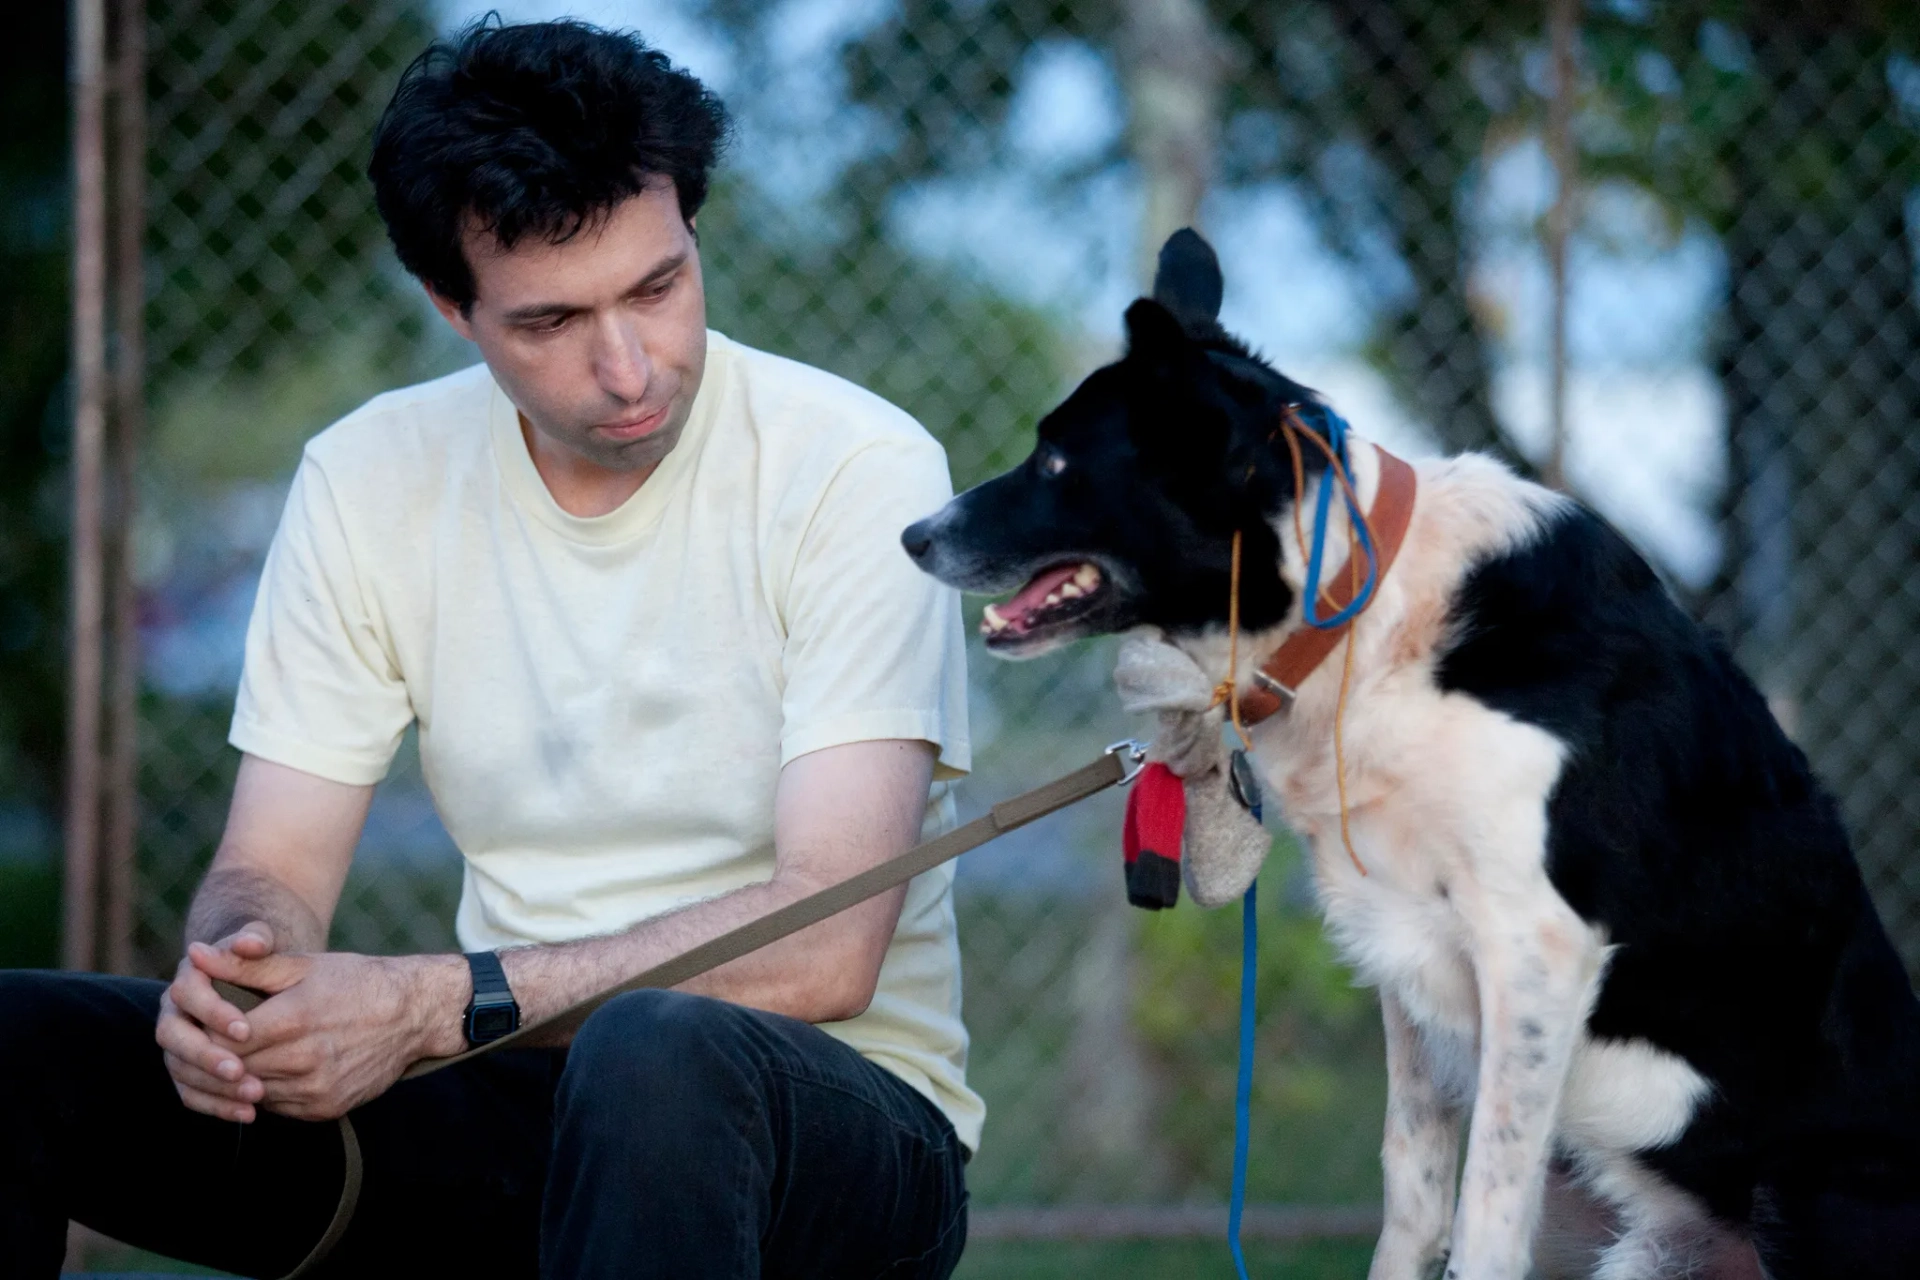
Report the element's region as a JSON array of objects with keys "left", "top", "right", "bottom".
[
  {"left": 625, "top": 251, "right": 688, "bottom": 293},
  {"left": 499, "top": 252, "right": 690, "bottom": 326},
  {"left": 501, "top": 300, "right": 582, "bottom": 325}
]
